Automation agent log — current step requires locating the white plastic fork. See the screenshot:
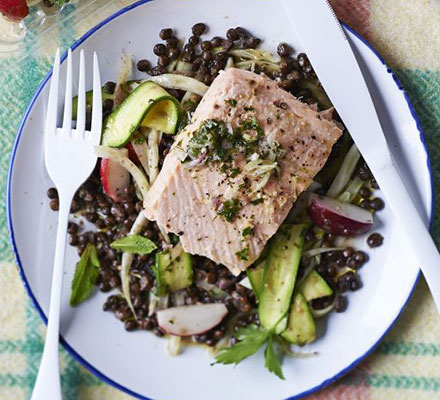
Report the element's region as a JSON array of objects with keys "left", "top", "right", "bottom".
[{"left": 31, "top": 49, "right": 102, "bottom": 400}]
